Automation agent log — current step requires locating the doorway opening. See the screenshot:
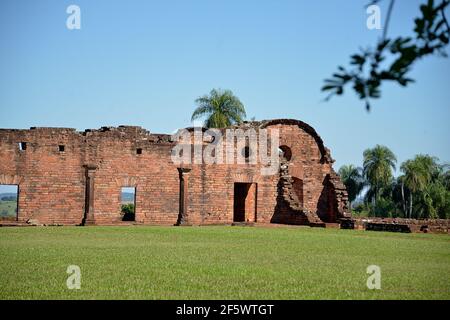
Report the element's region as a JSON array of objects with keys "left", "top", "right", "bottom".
[
  {"left": 317, "top": 175, "right": 338, "bottom": 223},
  {"left": 233, "top": 183, "right": 257, "bottom": 222},
  {"left": 0, "top": 184, "right": 19, "bottom": 220},
  {"left": 121, "top": 187, "right": 136, "bottom": 221}
]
